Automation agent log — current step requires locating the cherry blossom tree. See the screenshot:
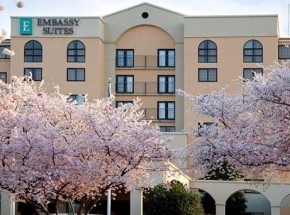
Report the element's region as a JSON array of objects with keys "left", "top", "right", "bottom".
[
  {"left": 0, "top": 77, "right": 173, "bottom": 215},
  {"left": 0, "top": 0, "right": 24, "bottom": 46},
  {"left": 179, "top": 61, "right": 290, "bottom": 180}
]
